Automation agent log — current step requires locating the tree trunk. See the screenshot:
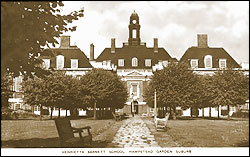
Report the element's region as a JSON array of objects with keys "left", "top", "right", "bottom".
[
  {"left": 50, "top": 106, "right": 53, "bottom": 119},
  {"left": 209, "top": 107, "right": 211, "bottom": 118},
  {"left": 227, "top": 105, "right": 230, "bottom": 121},
  {"left": 172, "top": 105, "right": 176, "bottom": 120},
  {"left": 218, "top": 105, "right": 220, "bottom": 118},
  {"left": 202, "top": 108, "right": 204, "bottom": 118},
  {"left": 66, "top": 109, "right": 67, "bottom": 117},
  {"left": 170, "top": 107, "right": 172, "bottom": 119},
  {"left": 40, "top": 104, "right": 43, "bottom": 120},
  {"left": 190, "top": 107, "right": 193, "bottom": 118},
  {"left": 93, "top": 101, "right": 97, "bottom": 120},
  {"left": 195, "top": 107, "right": 199, "bottom": 118},
  {"left": 58, "top": 108, "right": 60, "bottom": 118}
]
